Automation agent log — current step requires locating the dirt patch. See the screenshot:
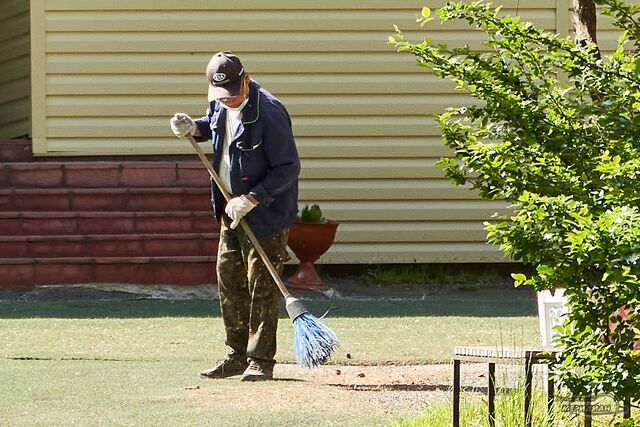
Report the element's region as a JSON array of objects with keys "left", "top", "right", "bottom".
[{"left": 185, "top": 363, "right": 528, "bottom": 419}]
